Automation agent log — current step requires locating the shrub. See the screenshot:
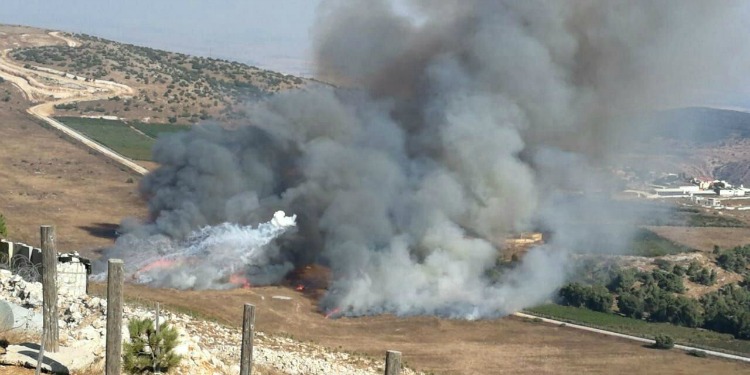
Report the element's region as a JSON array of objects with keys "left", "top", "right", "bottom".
[
  {"left": 559, "top": 283, "right": 614, "bottom": 313},
  {"left": 617, "top": 292, "right": 645, "bottom": 319},
  {"left": 687, "top": 349, "right": 707, "bottom": 358},
  {"left": 687, "top": 261, "right": 702, "bottom": 277},
  {"left": 689, "top": 268, "right": 717, "bottom": 286},
  {"left": 717, "top": 246, "right": 750, "bottom": 273},
  {"left": 123, "top": 317, "right": 181, "bottom": 374},
  {"left": 653, "top": 334, "right": 675, "bottom": 349},
  {"left": 672, "top": 264, "right": 686, "bottom": 276},
  {"left": 654, "top": 259, "right": 672, "bottom": 271},
  {"left": 0, "top": 214, "right": 7, "bottom": 238},
  {"left": 607, "top": 269, "right": 636, "bottom": 293},
  {"left": 701, "top": 284, "right": 750, "bottom": 339},
  {"left": 651, "top": 270, "right": 685, "bottom": 293}
]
